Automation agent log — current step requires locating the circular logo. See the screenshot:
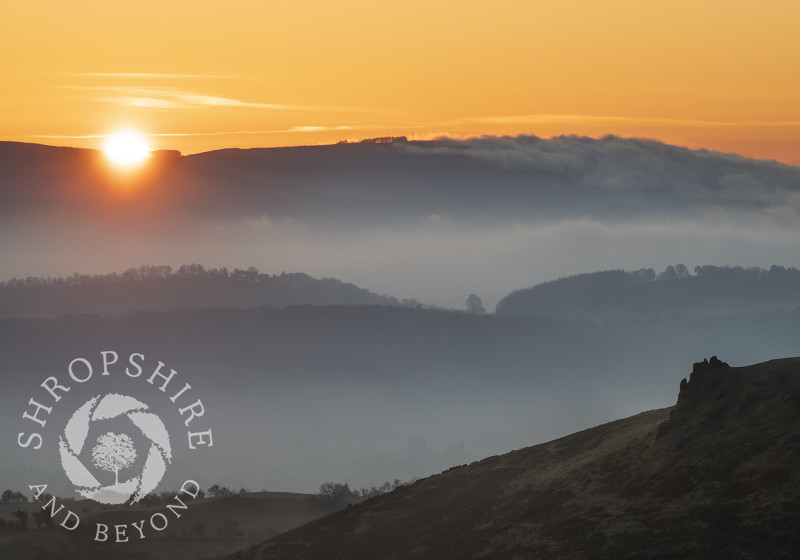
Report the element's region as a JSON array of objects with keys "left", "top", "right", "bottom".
[{"left": 57, "top": 393, "right": 172, "bottom": 505}]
